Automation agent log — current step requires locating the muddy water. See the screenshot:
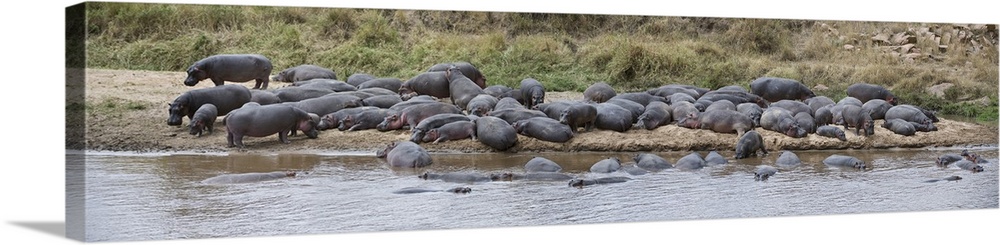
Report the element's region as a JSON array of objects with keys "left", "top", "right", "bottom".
[{"left": 73, "top": 147, "right": 999, "bottom": 242}]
